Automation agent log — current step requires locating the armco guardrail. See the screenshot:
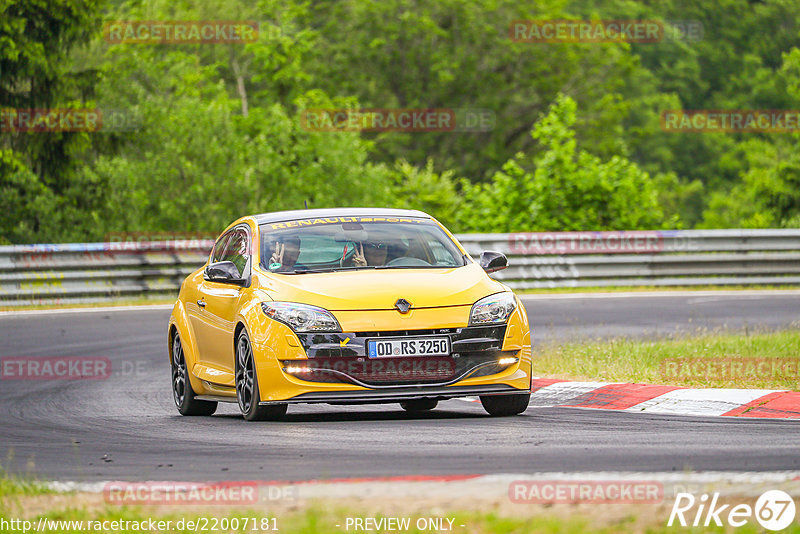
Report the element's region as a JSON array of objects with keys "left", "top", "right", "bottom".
[
  {"left": 459, "top": 229, "right": 800, "bottom": 289},
  {"left": 1, "top": 229, "right": 799, "bottom": 306},
  {"left": 0, "top": 240, "right": 214, "bottom": 306}
]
